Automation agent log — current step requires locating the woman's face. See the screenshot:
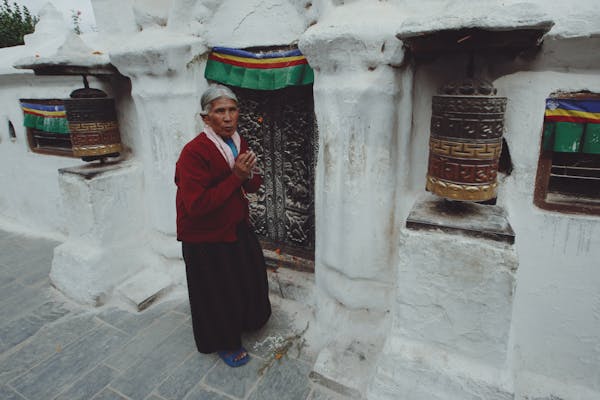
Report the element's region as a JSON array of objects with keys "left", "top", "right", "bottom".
[{"left": 203, "top": 97, "right": 239, "bottom": 138}]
